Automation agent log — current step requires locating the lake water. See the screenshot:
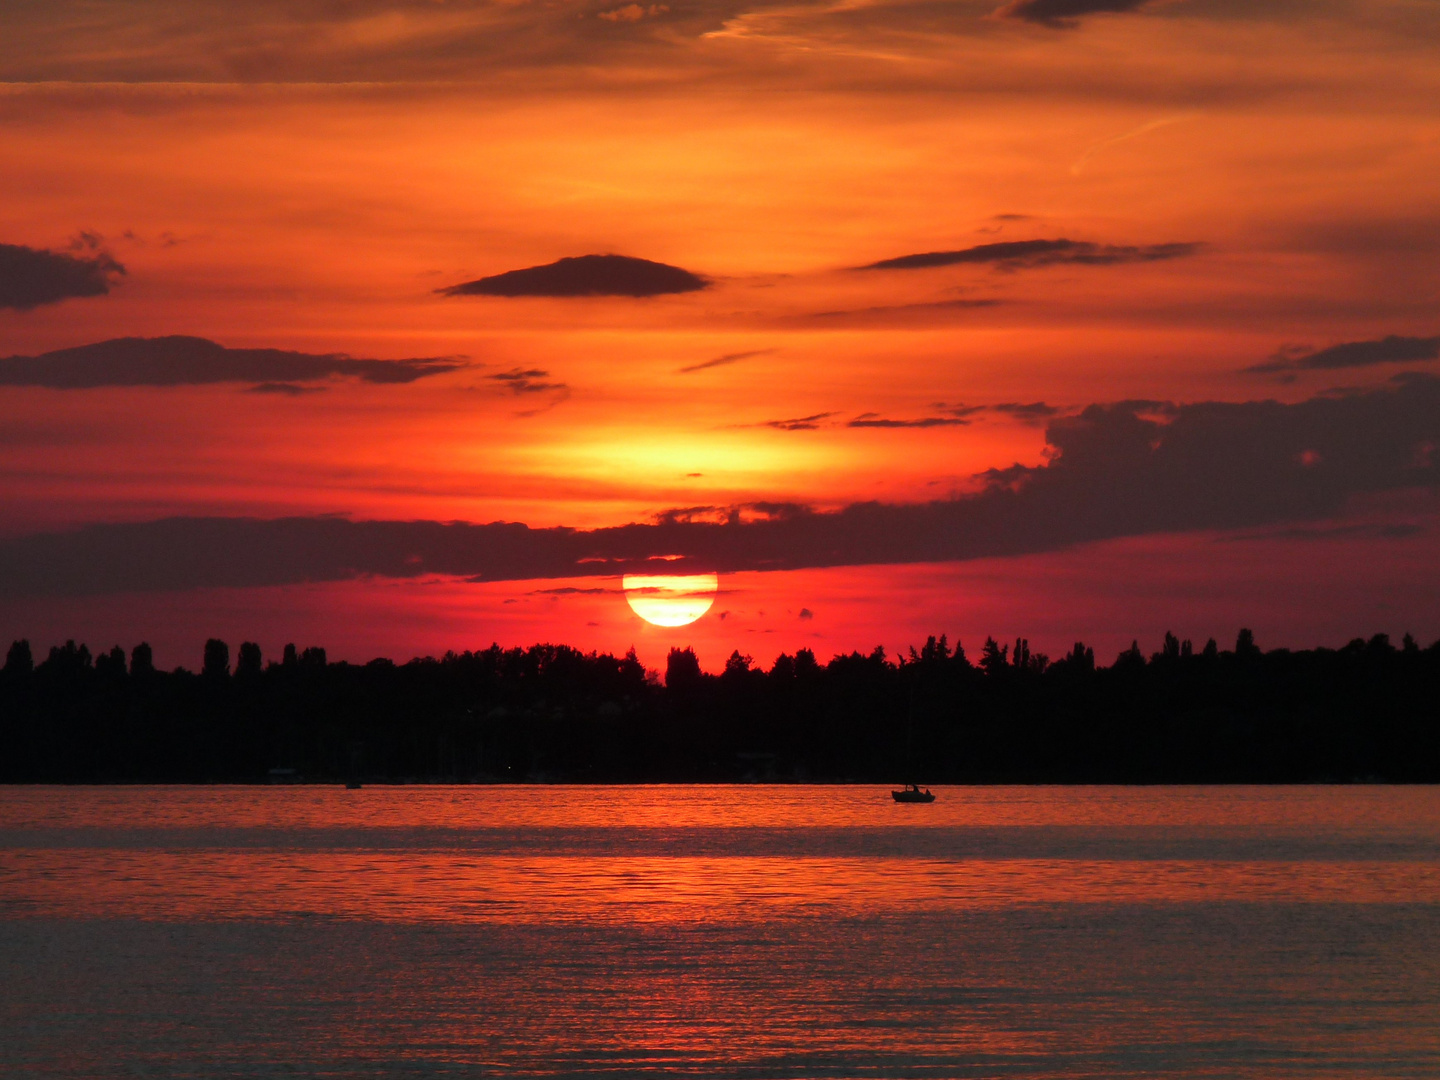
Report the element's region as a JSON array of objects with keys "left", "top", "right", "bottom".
[{"left": 2, "top": 785, "right": 1438, "bottom": 1078}]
